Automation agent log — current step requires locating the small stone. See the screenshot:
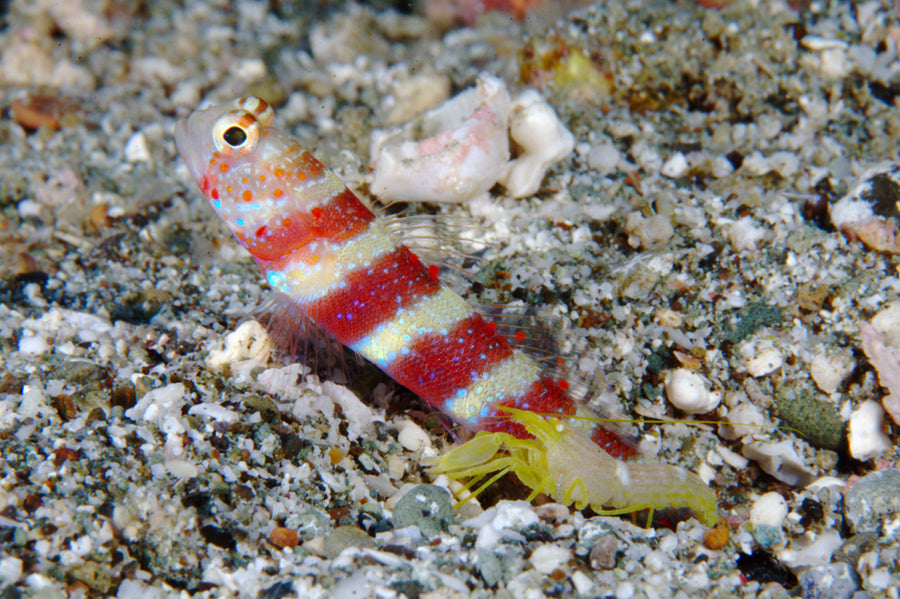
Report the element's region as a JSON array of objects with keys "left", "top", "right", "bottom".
[
  {"left": 749, "top": 495, "right": 786, "bottom": 546},
  {"left": 269, "top": 527, "right": 299, "bottom": 549},
  {"left": 751, "top": 492, "right": 788, "bottom": 528},
  {"left": 124, "top": 132, "right": 151, "bottom": 163},
  {"left": 660, "top": 152, "right": 688, "bottom": 178},
  {"left": 529, "top": 544, "right": 570, "bottom": 575},
  {"left": 322, "top": 526, "right": 374, "bottom": 559},
  {"left": 624, "top": 212, "right": 674, "bottom": 250},
  {"left": 774, "top": 390, "right": 844, "bottom": 451},
  {"left": 844, "top": 469, "right": 900, "bottom": 534},
  {"left": 588, "top": 534, "right": 619, "bottom": 569},
  {"left": 392, "top": 484, "right": 455, "bottom": 538},
  {"left": 719, "top": 403, "right": 765, "bottom": 440},
  {"left": 476, "top": 549, "right": 503, "bottom": 587},
  {"left": 797, "top": 562, "right": 859, "bottom": 599},
  {"left": 587, "top": 143, "right": 620, "bottom": 174},
  {"left": 703, "top": 520, "right": 729, "bottom": 550}
]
